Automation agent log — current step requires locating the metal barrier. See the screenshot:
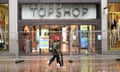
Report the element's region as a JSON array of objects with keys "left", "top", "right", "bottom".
[
  {"left": 0, "top": 30, "right": 120, "bottom": 65},
  {"left": 18, "top": 30, "right": 99, "bottom": 56},
  {"left": 1, "top": 30, "right": 120, "bottom": 56},
  {"left": 17, "top": 30, "right": 120, "bottom": 56}
]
